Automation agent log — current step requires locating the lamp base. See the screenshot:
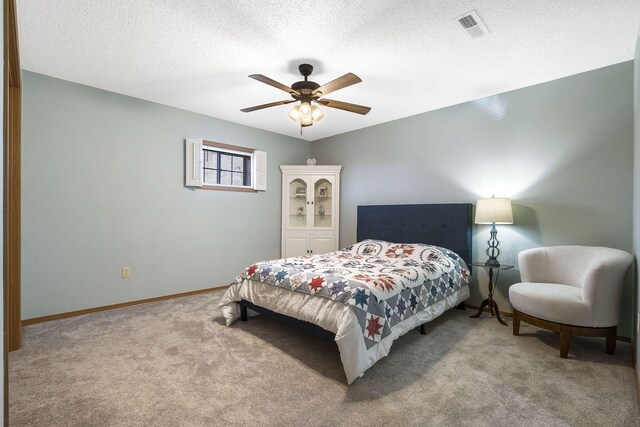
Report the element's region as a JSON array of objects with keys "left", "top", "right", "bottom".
[
  {"left": 484, "top": 223, "right": 502, "bottom": 268},
  {"left": 484, "top": 258, "right": 501, "bottom": 268}
]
